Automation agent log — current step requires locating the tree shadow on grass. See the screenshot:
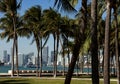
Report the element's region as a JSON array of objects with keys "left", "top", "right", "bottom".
[{"left": 0, "top": 79, "right": 30, "bottom": 84}]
